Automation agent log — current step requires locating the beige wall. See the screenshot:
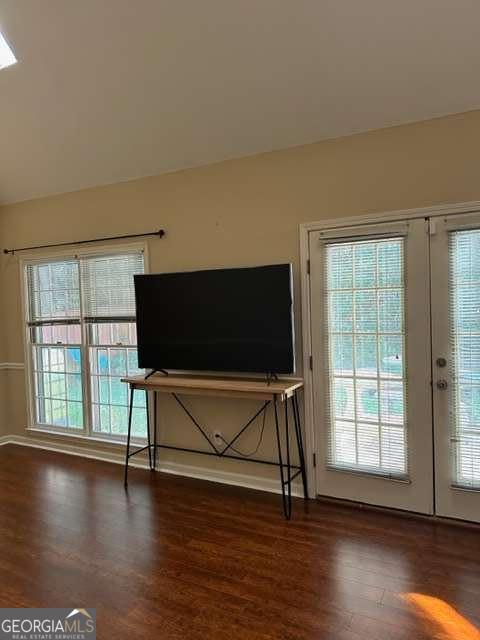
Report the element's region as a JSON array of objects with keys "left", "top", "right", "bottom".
[{"left": 1, "top": 109, "right": 480, "bottom": 479}]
